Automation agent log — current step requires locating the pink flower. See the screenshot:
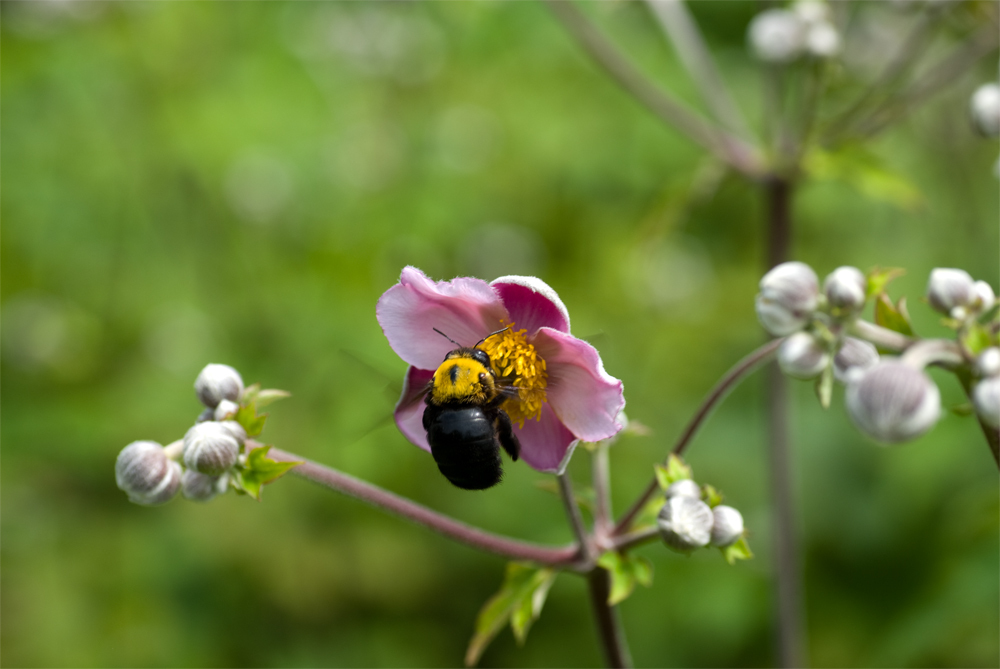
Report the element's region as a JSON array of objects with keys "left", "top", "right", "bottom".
[{"left": 376, "top": 267, "right": 625, "bottom": 473}]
